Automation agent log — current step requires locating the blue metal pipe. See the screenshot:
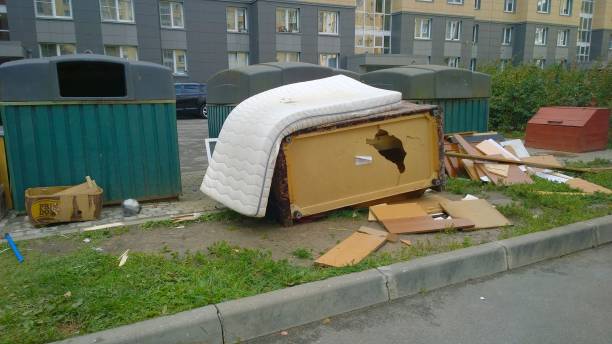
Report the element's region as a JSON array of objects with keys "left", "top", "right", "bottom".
[{"left": 4, "top": 233, "right": 24, "bottom": 263}]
